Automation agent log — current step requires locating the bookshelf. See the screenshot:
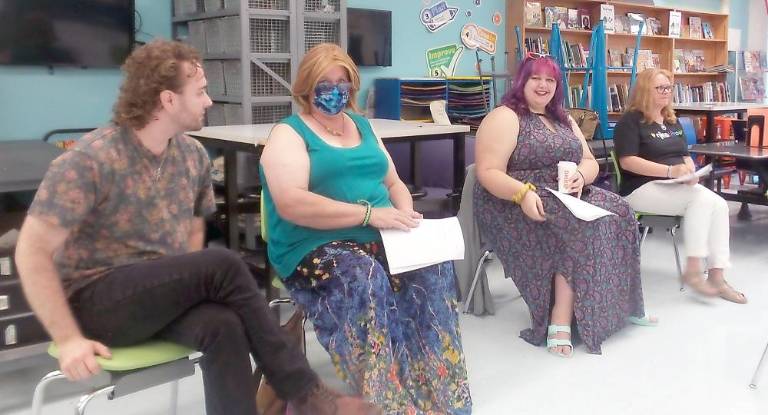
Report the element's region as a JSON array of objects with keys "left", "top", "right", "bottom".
[{"left": 510, "top": 0, "right": 731, "bottom": 109}]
